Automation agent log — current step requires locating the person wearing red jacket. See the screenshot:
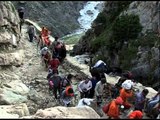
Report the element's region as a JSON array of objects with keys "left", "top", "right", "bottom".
[
  {"left": 48, "top": 55, "right": 60, "bottom": 74},
  {"left": 128, "top": 110, "right": 143, "bottom": 119}
]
